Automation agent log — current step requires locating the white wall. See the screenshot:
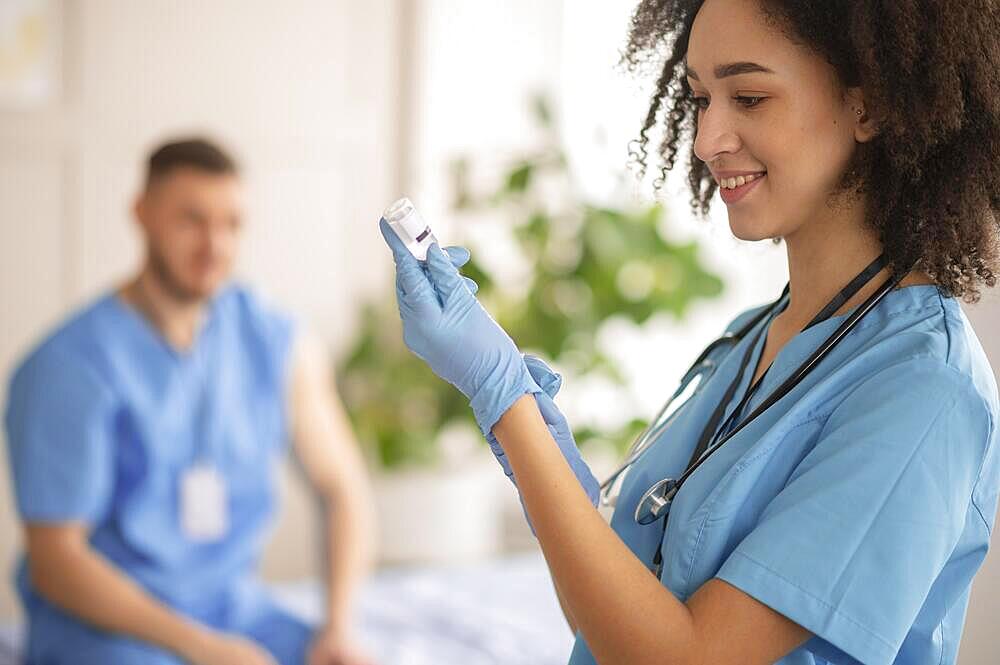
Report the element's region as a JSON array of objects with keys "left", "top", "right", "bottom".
[{"left": 0, "top": 0, "right": 400, "bottom": 619}]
